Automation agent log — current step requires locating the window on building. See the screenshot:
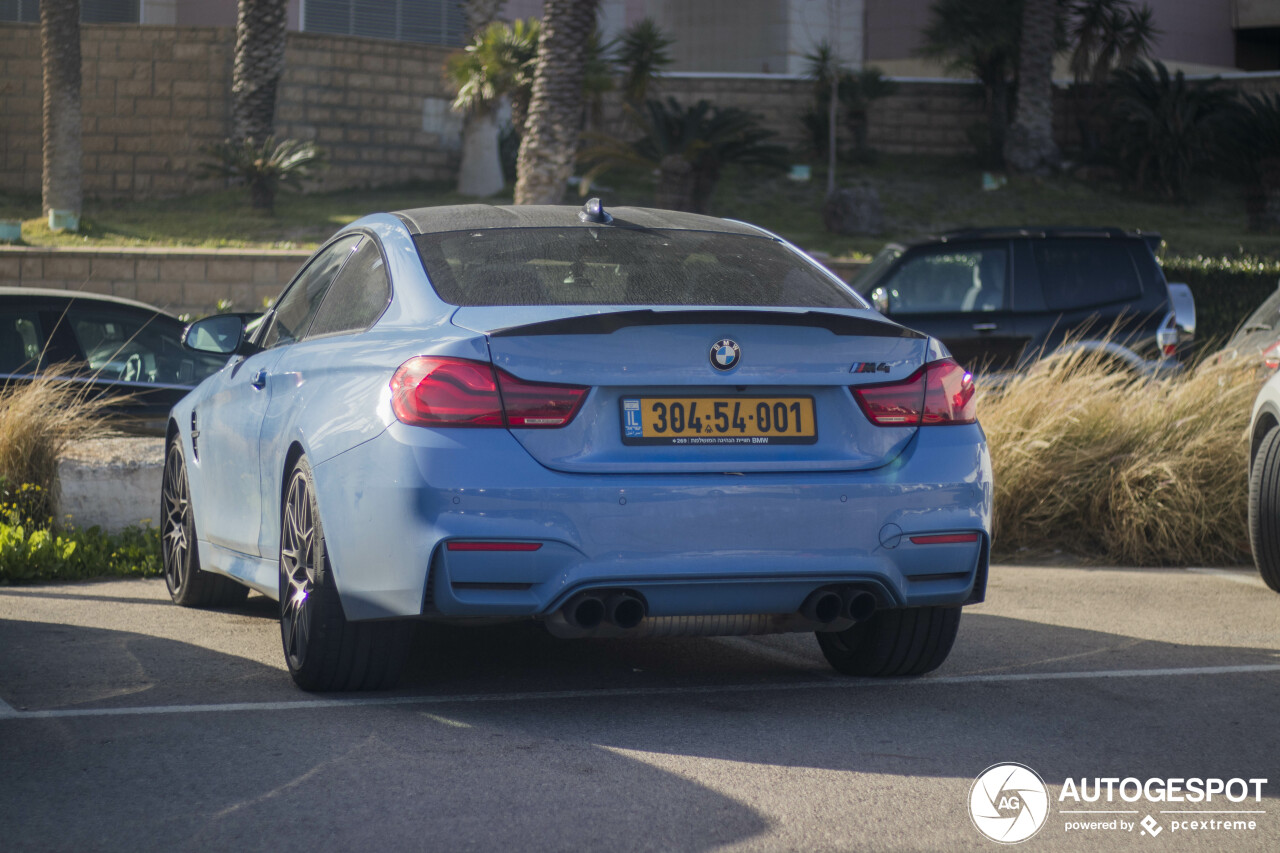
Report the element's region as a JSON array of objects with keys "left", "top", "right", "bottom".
[
  {"left": 1, "top": 0, "right": 139, "bottom": 23},
  {"left": 303, "top": 0, "right": 467, "bottom": 46}
]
